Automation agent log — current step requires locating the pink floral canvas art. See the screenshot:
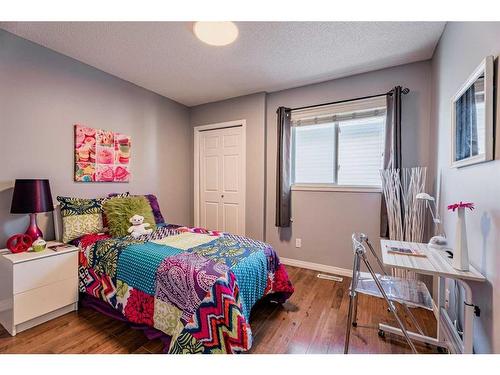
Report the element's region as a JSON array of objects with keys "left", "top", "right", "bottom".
[{"left": 75, "top": 124, "right": 131, "bottom": 182}]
